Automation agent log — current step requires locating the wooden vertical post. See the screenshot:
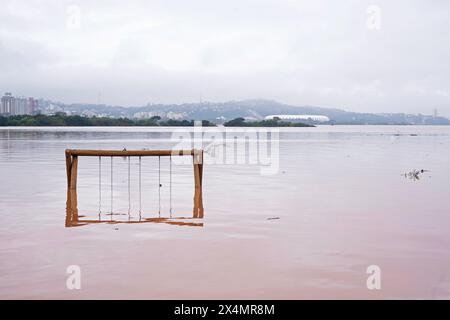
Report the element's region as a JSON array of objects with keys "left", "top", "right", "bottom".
[
  {"left": 198, "top": 150, "right": 204, "bottom": 218},
  {"left": 70, "top": 155, "right": 79, "bottom": 220},
  {"left": 65, "top": 150, "right": 72, "bottom": 188},
  {"left": 65, "top": 152, "right": 79, "bottom": 226},
  {"left": 65, "top": 151, "right": 73, "bottom": 227},
  {"left": 193, "top": 149, "right": 204, "bottom": 218},
  {"left": 193, "top": 151, "right": 199, "bottom": 218}
]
